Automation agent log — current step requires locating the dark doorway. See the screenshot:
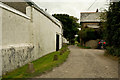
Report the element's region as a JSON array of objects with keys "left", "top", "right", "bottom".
[{"left": 56, "top": 34, "right": 59, "bottom": 51}]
